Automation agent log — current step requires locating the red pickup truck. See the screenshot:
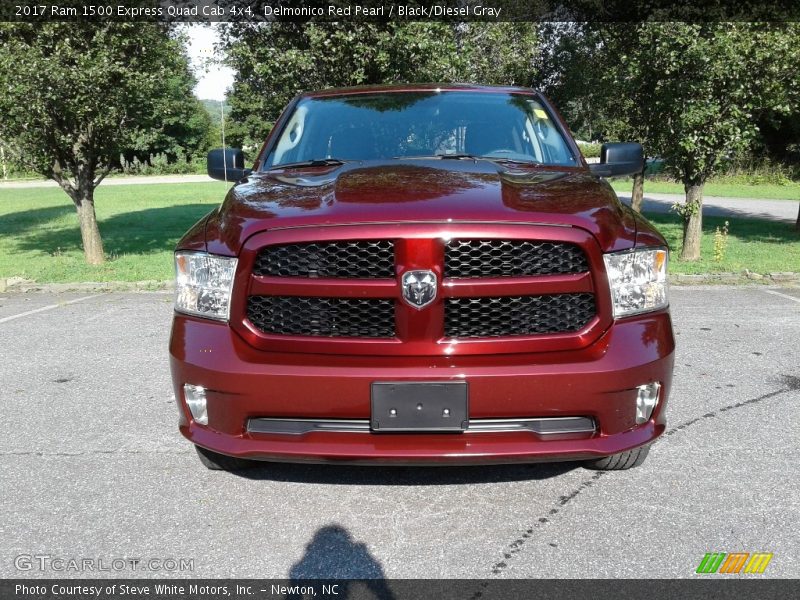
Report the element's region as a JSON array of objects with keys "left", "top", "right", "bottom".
[{"left": 169, "top": 84, "right": 674, "bottom": 472}]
